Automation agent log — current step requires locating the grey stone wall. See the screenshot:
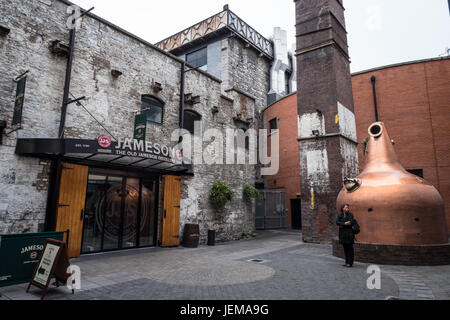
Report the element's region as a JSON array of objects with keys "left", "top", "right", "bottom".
[
  {"left": 0, "top": 0, "right": 257, "bottom": 243},
  {"left": 180, "top": 74, "right": 257, "bottom": 243},
  {"left": 221, "top": 36, "right": 271, "bottom": 114},
  {"left": 0, "top": 0, "right": 69, "bottom": 233}
]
